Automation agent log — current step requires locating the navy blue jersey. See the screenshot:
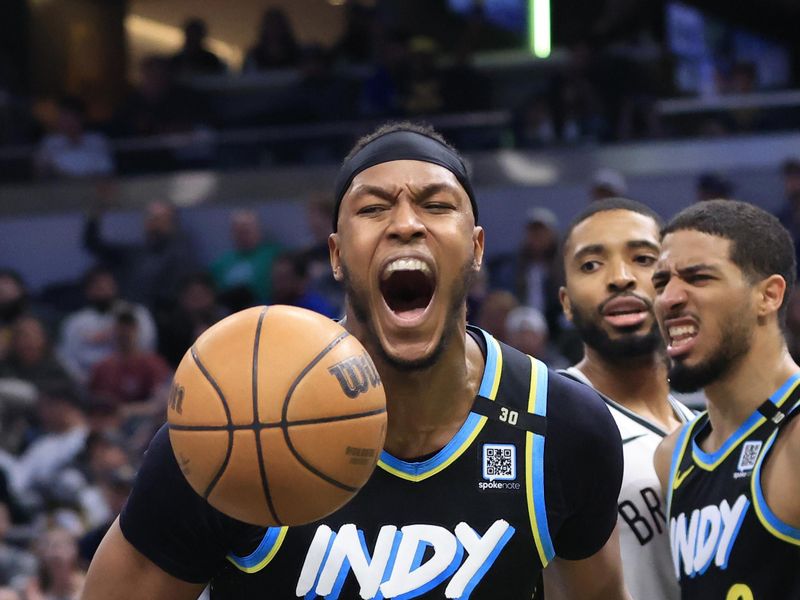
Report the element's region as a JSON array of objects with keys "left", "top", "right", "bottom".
[
  {"left": 668, "top": 373, "right": 800, "bottom": 600},
  {"left": 121, "top": 327, "right": 623, "bottom": 598}
]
